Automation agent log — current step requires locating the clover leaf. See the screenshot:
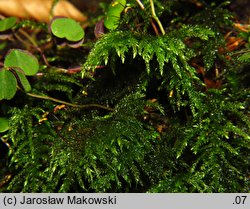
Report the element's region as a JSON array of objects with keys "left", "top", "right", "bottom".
[
  {"left": 51, "top": 17, "right": 85, "bottom": 42},
  {"left": 104, "top": 0, "right": 126, "bottom": 30},
  {"left": 0, "top": 117, "right": 9, "bottom": 133},
  {"left": 4, "top": 49, "right": 39, "bottom": 76},
  {"left": 0, "top": 68, "right": 17, "bottom": 100},
  {"left": 13, "top": 68, "right": 31, "bottom": 92},
  {"left": 0, "top": 17, "right": 17, "bottom": 32}
]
